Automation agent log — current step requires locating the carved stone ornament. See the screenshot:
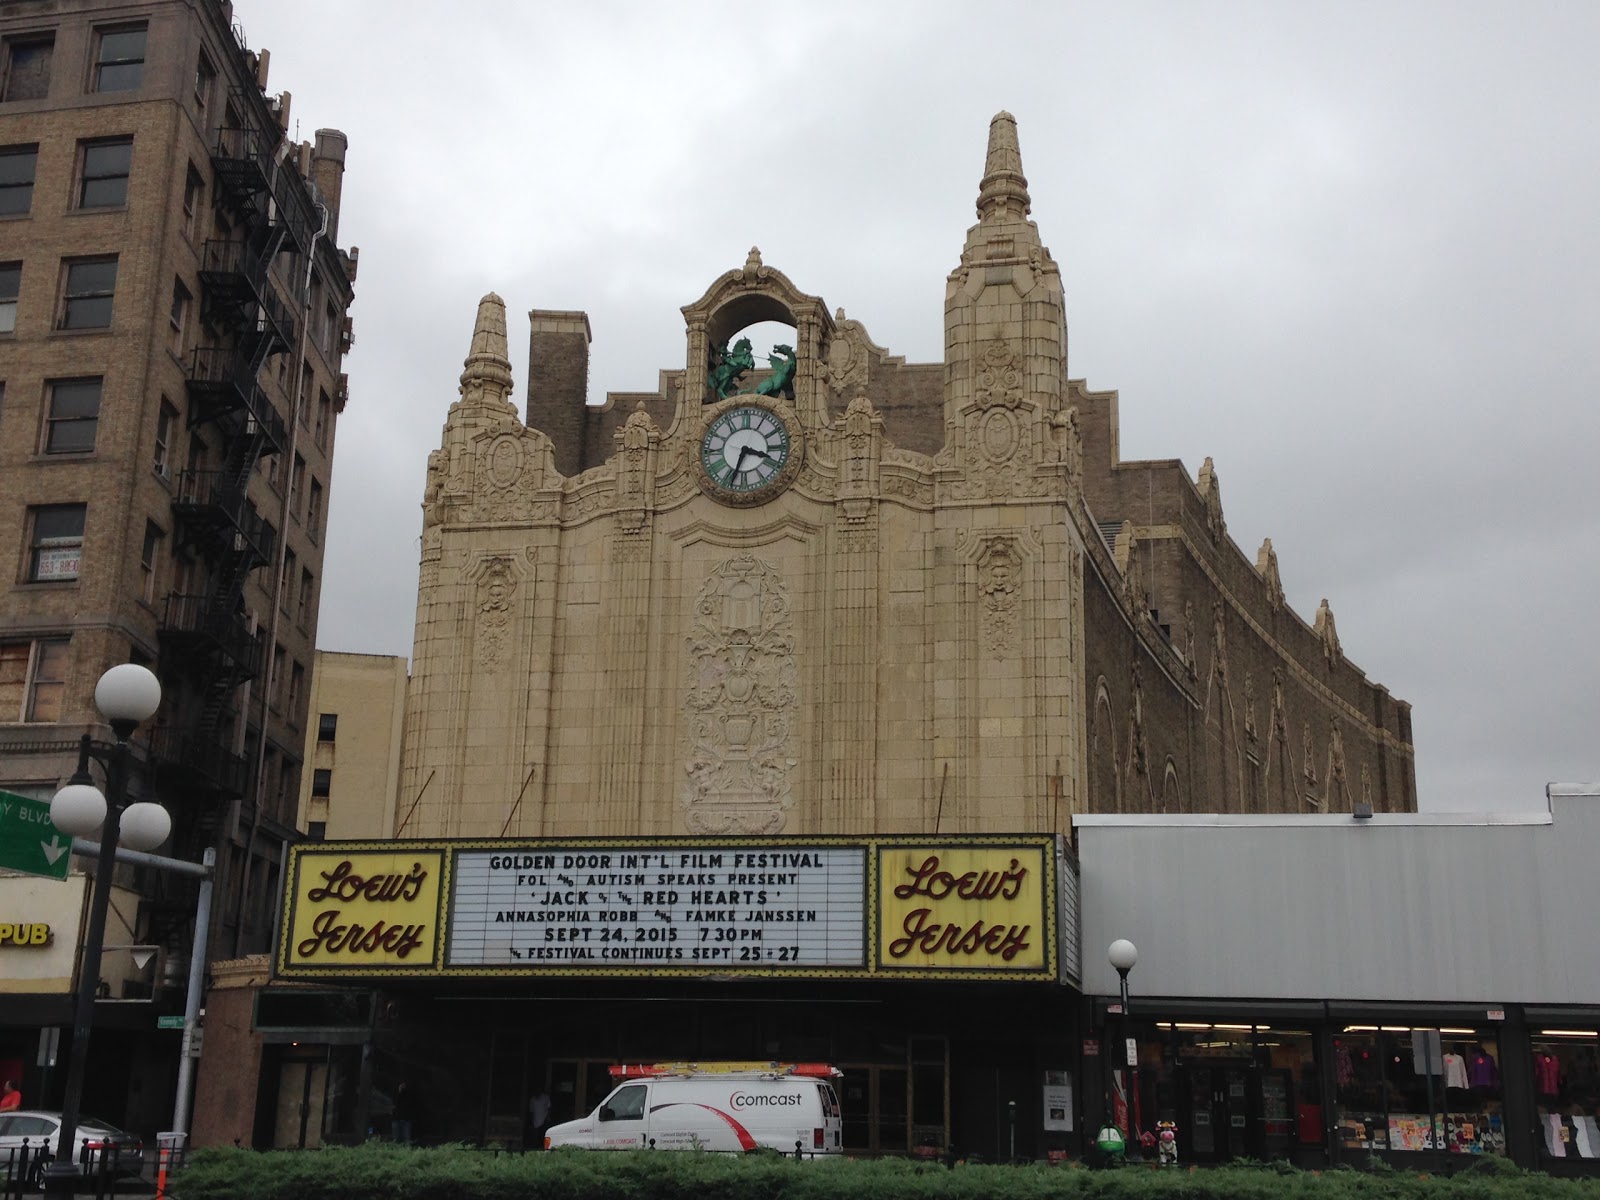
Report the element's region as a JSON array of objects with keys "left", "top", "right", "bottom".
[
  {"left": 1302, "top": 723, "right": 1318, "bottom": 785},
  {"left": 681, "top": 554, "right": 799, "bottom": 833},
  {"left": 977, "top": 538, "right": 1023, "bottom": 659},
  {"left": 472, "top": 428, "right": 554, "bottom": 524},
  {"left": 1211, "top": 601, "right": 1230, "bottom": 684},
  {"left": 1315, "top": 598, "right": 1343, "bottom": 666},
  {"left": 975, "top": 339, "right": 1025, "bottom": 410},
  {"left": 1049, "top": 406, "right": 1083, "bottom": 490},
  {"left": 1243, "top": 671, "right": 1259, "bottom": 743},
  {"left": 1198, "top": 457, "right": 1225, "bottom": 542},
  {"left": 1182, "top": 601, "right": 1198, "bottom": 677},
  {"left": 1127, "top": 660, "right": 1148, "bottom": 774},
  {"left": 1256, "top": 538, "right": 1285, "bottom": 611},
  {"left": 1270, "top": 667, "right": 1287, "bottom": 742},
  {"left": 614, "top": 402, "right": 660, "bottom": 513},
  {"left": 1328, "top": 719, "right": 1347, "bottom": 786},
  {"left": 475, "top": 557, "right": 518, "bottom": 671},
  {"left": 1361, "top": 763, "right": 1374, "bottom": 811},
  {"left": 818, "top": 309, "right": 890, "bottom": 398}
]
